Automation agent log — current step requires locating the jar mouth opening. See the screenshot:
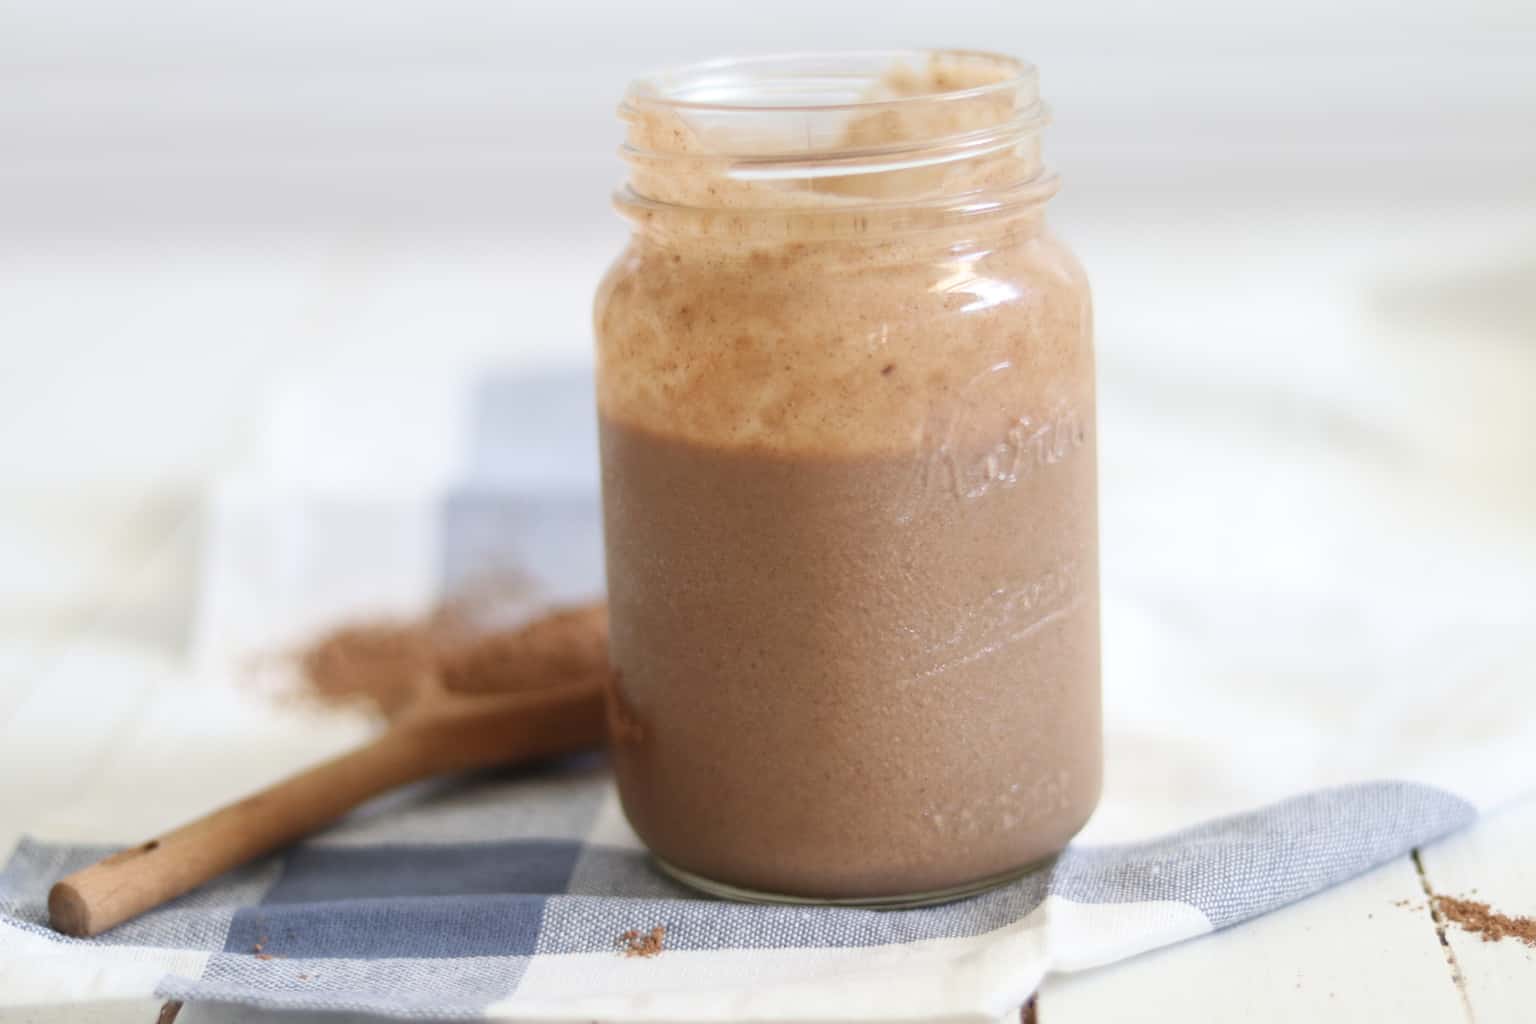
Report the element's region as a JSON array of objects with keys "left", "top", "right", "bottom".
[
  {"left": 617, "top": 50, "right": 1053, "bottom": 220},
  {"left": 624, "top": 49, "right": 1034, "bottom": 115}
]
